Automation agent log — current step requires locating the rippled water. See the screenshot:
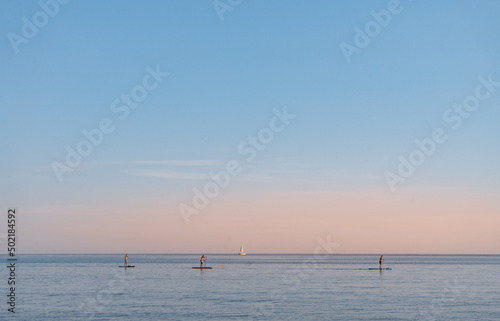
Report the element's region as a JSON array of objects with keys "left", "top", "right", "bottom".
[{"left": 1, "top": 254, "right": 499, "bottom": 320}]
